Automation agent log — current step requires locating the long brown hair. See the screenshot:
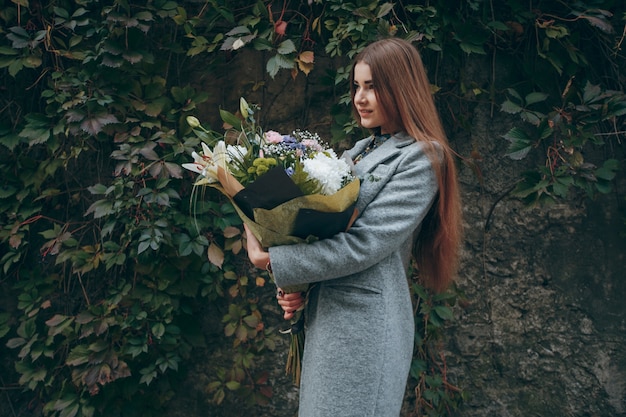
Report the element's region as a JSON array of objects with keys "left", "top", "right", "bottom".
[{"left": 350, "top": 37, "right": 463, "bottom": 293}]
